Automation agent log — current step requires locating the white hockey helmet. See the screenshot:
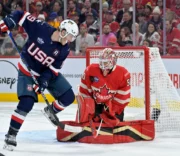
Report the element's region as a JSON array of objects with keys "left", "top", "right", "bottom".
[
  {"left": 59, "top": 19, "right": 79, "bottom": 42},
  {"left": 99, "top": 48, "right": 117, "bottom": 70}
]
